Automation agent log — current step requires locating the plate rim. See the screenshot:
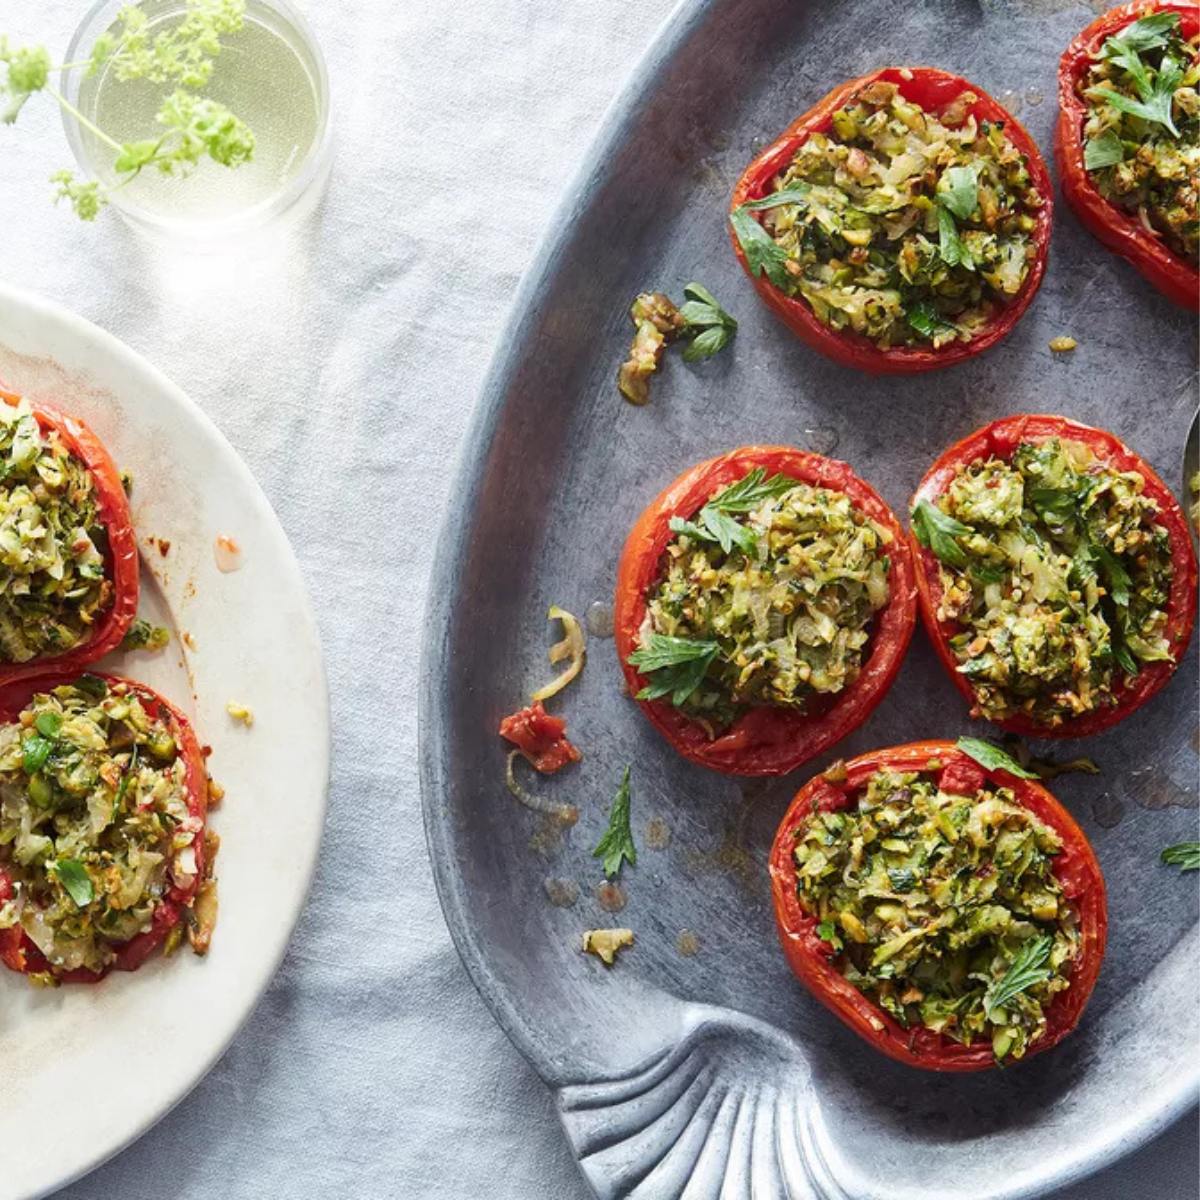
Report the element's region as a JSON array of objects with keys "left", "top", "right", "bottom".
[
  {"left": 0, "top": 279, "right": 332, "bottom": 1200},
  {"left": 417, "top": 3, "right": 1197, "bottom": 1196}
]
